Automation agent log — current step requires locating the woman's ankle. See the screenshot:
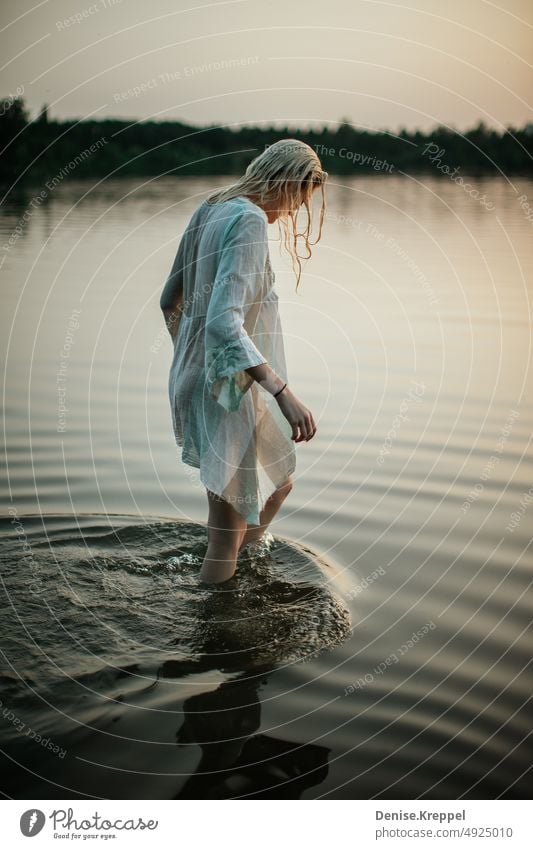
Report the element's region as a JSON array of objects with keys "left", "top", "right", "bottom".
[
  {"left": 199, "top": 557, "right": 237, "bottom": 583},
  {"left": 238, "top": 526, "right": 267, "bottom": 552},
  {"left": 199, "top": 543, "right": 240, "bottom": 583}
]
